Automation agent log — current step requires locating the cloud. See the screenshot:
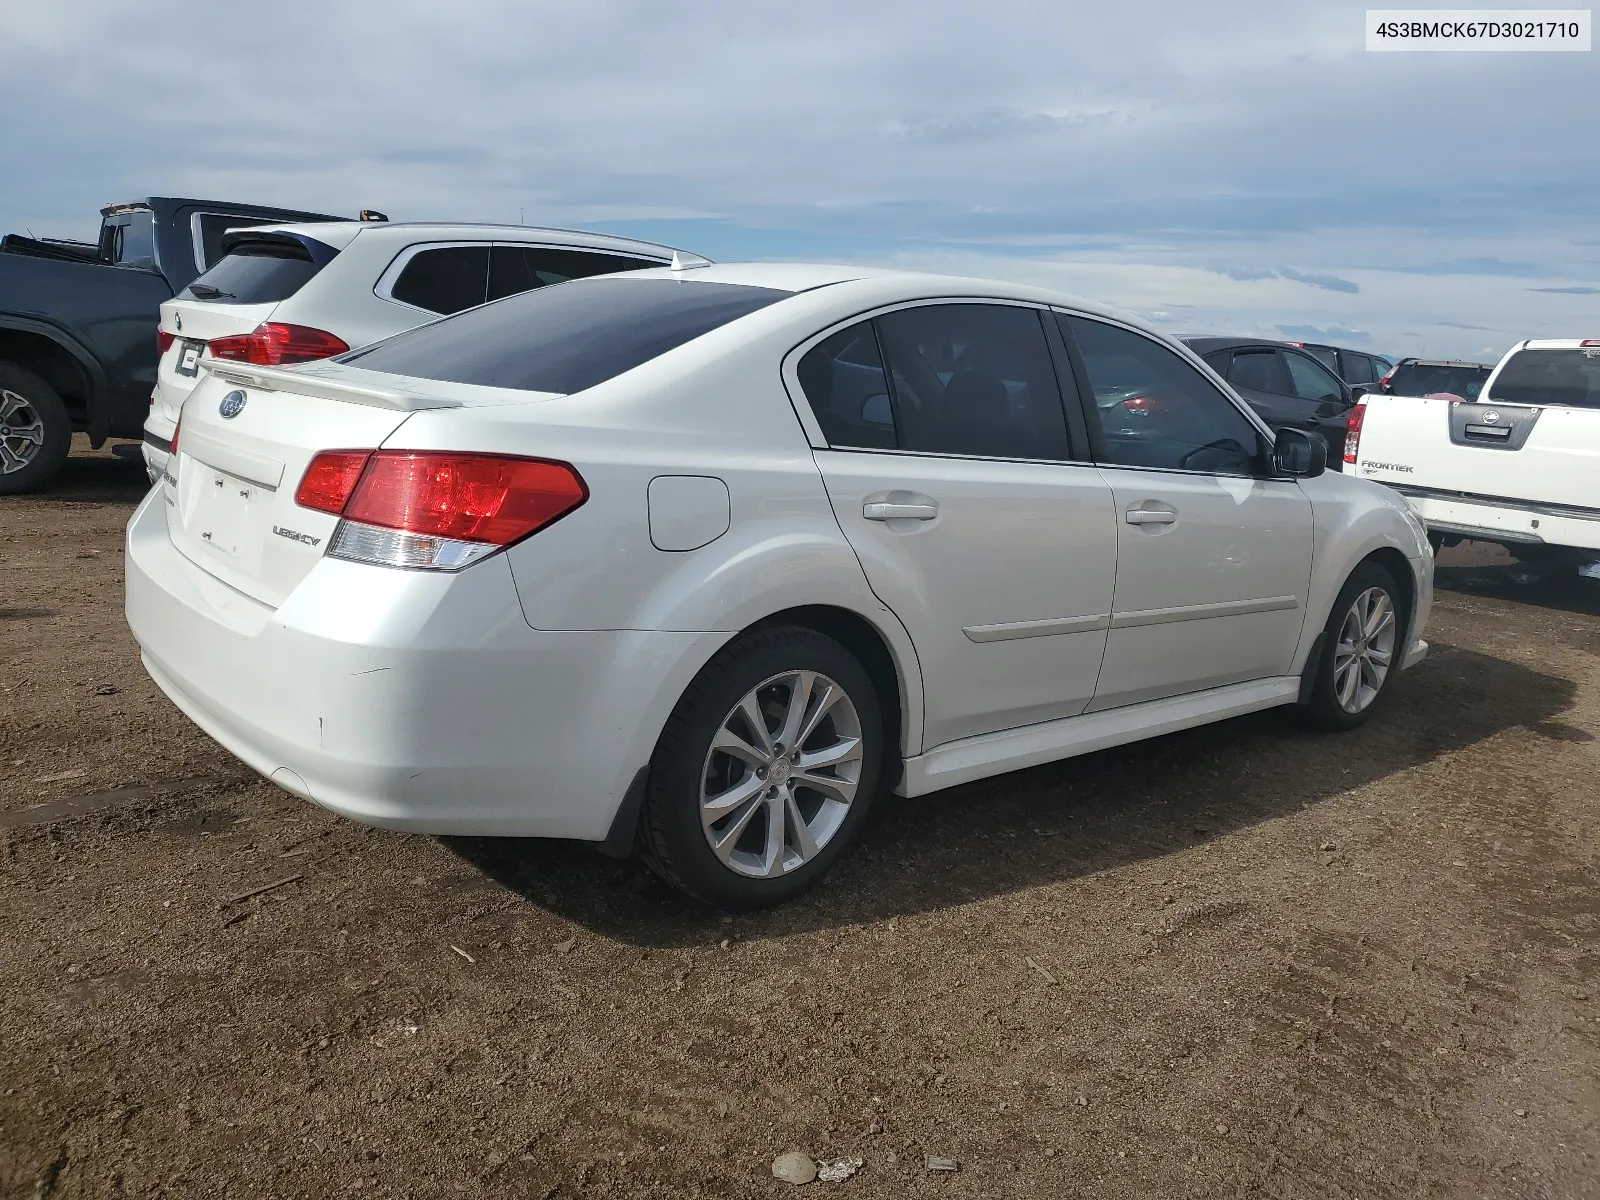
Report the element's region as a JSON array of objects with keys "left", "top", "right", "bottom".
[
  {"left": 1277, "top": 268, "right": 1360, "bottom": 294},
  {"left": 1208, "top": 266, "right": 1358, "bottom": 293},
  {"left": 0, "top": 0, "right": 1595, "bottom": 361},
  {"left": 1526, "top": 285, "right": 1600, "bottom": 294},
  {"left": 1276, "top": 324, "right": 1369, "bottom": 343},
  {"left": 1394, "top": 257, "right": 1547, "bottom": 277}
]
